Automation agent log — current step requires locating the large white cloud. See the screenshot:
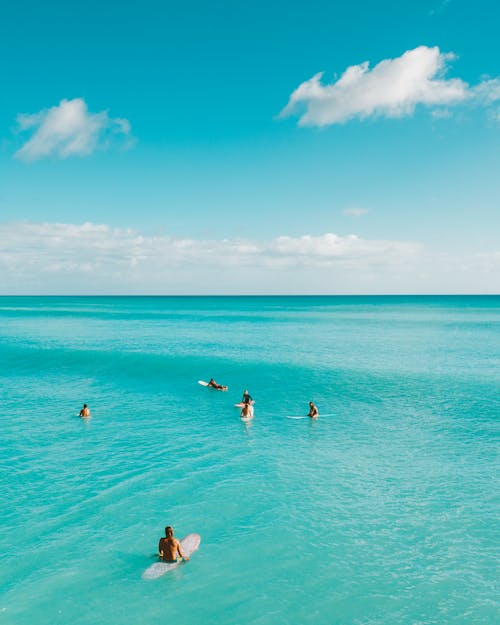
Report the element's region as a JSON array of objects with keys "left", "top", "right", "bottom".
[
  {"left": 15, "top": 98, "right": 132, "bottom": 161},
  {"left": 0, "top": 221, "right": 423, "bottom": 293},
  {"left": 0, "top": 221, "right": 418, "bottom": 268},
  {"left": 0, "top": 220, "right": 498, "bottom": 294},
  {"left": 280, "top": 46, "right": 500, "bottom": 126}
]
